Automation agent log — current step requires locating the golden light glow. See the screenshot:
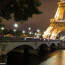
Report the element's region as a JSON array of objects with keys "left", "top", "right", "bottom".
[
  {"left": 43, "top": 27, "right": 53, "bottom": 38},
  {"left": 43, "top": 0, "right": 65, "bottom": 39},
  {"left": 60, "top": 0, "right": 62, "bottom": 1},
  {"left": 60, "top": 0, "right": 65, "bottom": 2}
]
